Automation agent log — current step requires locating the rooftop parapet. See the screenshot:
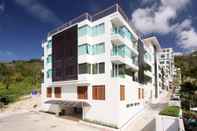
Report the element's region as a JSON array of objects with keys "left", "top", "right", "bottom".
[{"left": 48, "top": 4, "right": 139, "bottom": 37}]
